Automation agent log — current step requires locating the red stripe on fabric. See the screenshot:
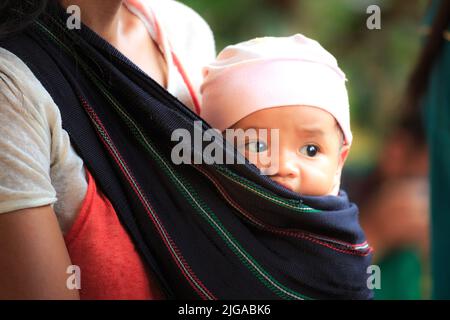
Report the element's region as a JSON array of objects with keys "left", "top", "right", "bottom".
[{"left": 195, "top": 165, "right": 373, "bottom": 257}]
